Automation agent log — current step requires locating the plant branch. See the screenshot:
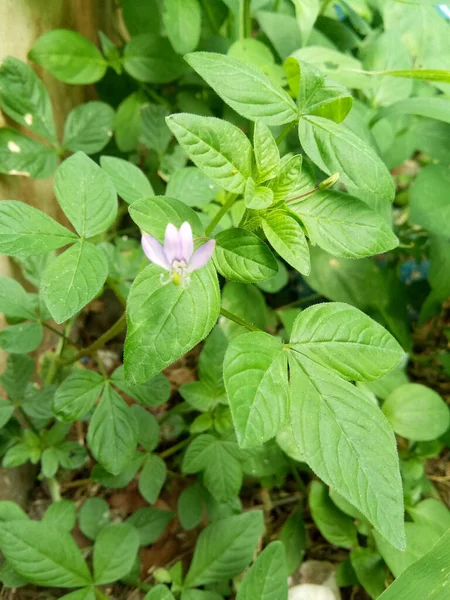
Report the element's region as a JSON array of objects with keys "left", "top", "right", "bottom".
[
  {"left": 220, "top": 307, "right": 262, "bottom": 332},
  {"left": 275, "top": 121, "right": 296, "bottom": 145},
  {"left": 205, "top": 193, "right": 237, "bottom": 236},
  {"left": 239, "top": 0, "right": 252, "bottom": 42},
  {"left": 107, "top": 277, "right": 127, "bottom": 308},
  {"left": 63, "top": 313, "right": 127, "bottom": 365},
  {"left": 41, "top": 322, "right": 78, "bottom": 347},
  {"left": 159, "top": 436, "right": 193, "bottom": 459}
]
